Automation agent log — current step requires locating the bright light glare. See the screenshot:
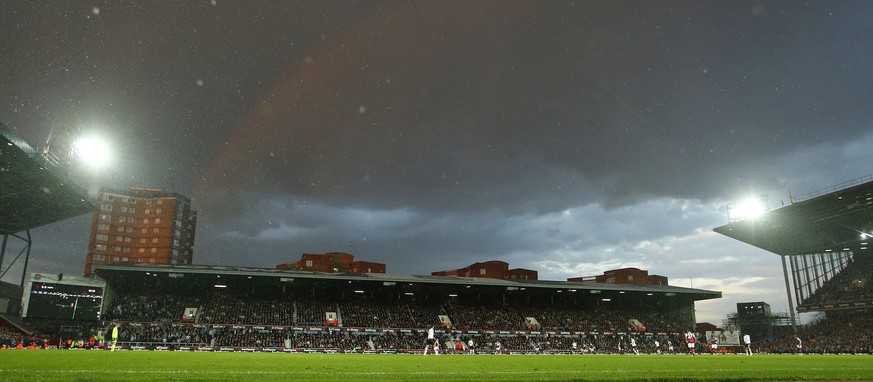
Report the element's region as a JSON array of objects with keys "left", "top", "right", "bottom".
[
  {"left": 733, "top": 198, "right": 766, "bottom": 220},
  {"left": 73, "top": 137, "right": 110, "bottom": 167}
]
